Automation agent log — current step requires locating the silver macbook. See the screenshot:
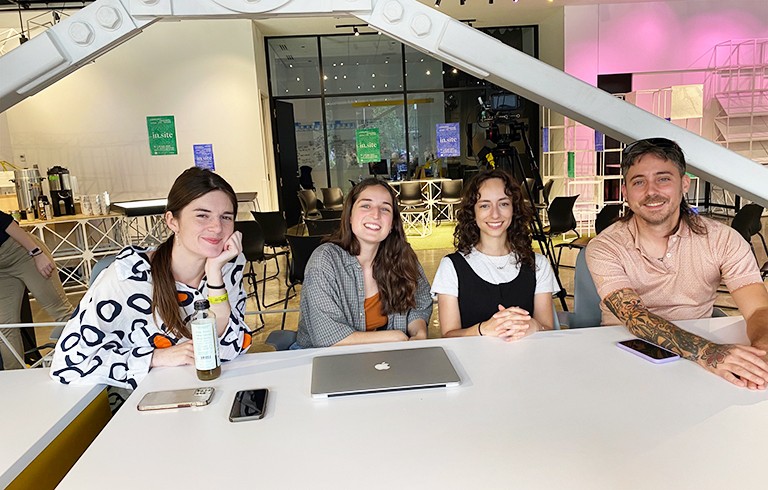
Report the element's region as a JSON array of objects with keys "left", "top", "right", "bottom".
[{"left": 311, "top": 346, "right": 461, "bottom": 398}]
